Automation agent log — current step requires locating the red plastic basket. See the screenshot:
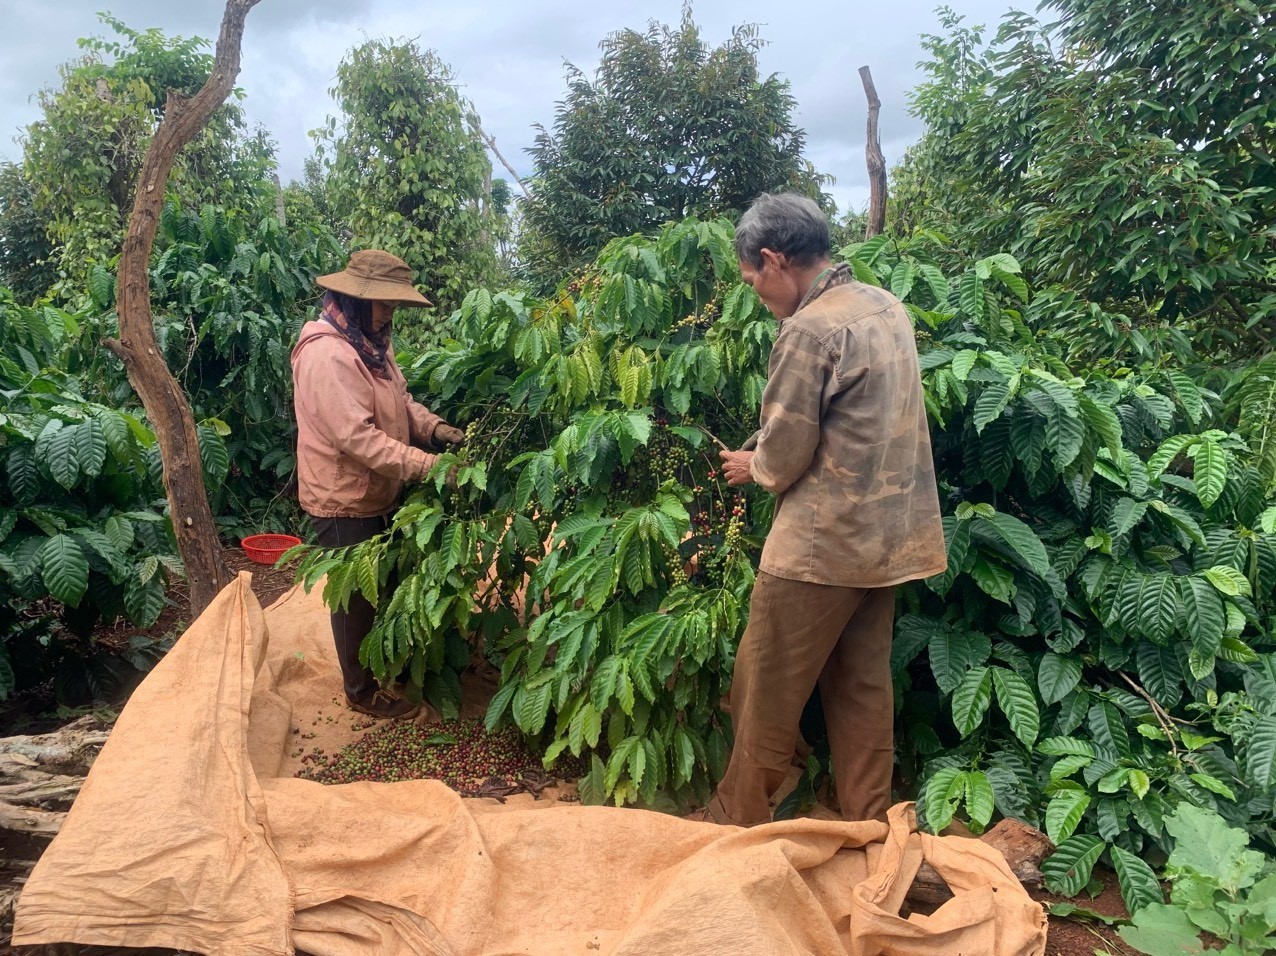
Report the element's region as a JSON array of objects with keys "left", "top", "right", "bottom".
[{"left": 241, "top": 534, "right": 302, "bottom": 565}]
